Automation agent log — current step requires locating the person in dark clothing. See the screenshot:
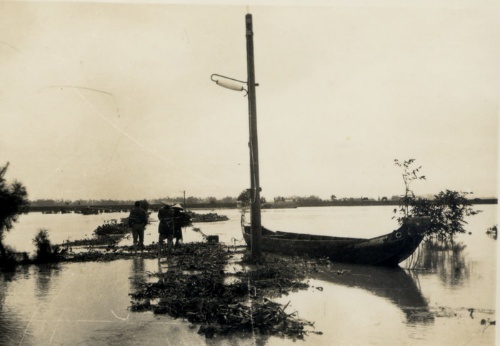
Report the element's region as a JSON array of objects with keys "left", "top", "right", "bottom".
[
  {"left": 128, "top": 201, "right": 148, "bottom": 252},
  {"left": 172, "top": 203, "right": 191, "bottom": 248},
  {"left": 157, "top": 202, "right": 174, "bottom": 258}
]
